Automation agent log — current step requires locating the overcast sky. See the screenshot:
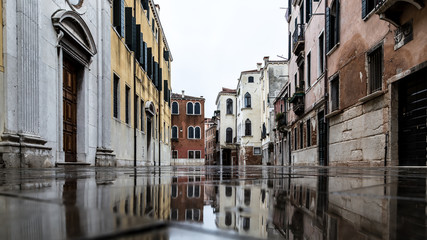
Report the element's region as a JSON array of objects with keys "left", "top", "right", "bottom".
[{"left": 155, "top": 0, "right": 289, "bottom": 117}]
